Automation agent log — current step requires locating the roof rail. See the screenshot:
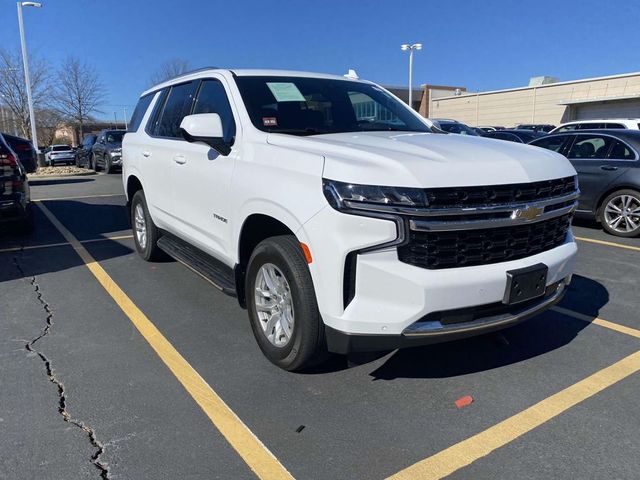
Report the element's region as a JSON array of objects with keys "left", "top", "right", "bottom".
[{"left": 158, "top": 66, "right": 220, "bottom": 85}]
